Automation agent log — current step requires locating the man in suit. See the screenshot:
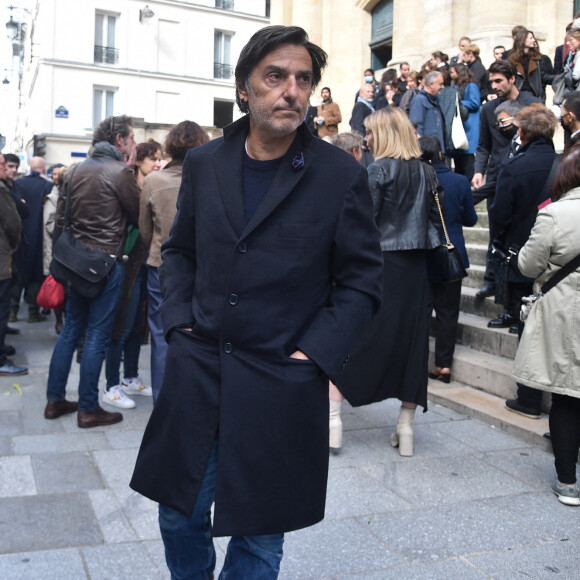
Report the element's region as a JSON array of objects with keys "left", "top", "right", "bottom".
[
  {"left": 471, "top": 60, "right": 540, "bottom": 300},
  {"left": 130, "top": 25, "right": 383, "bottom": 579}
]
